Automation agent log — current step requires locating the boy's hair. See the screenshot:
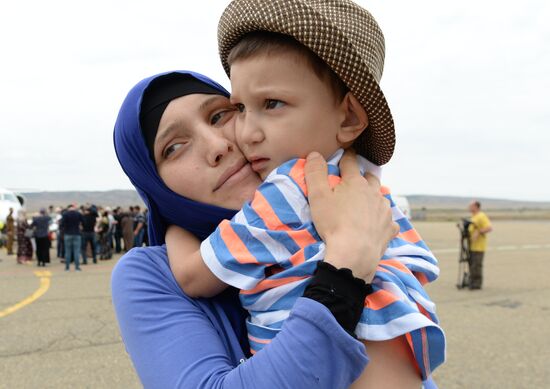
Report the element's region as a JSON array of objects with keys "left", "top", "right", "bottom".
[{"left": 227, "top": 31, "right": 348, "bottom": 103}]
